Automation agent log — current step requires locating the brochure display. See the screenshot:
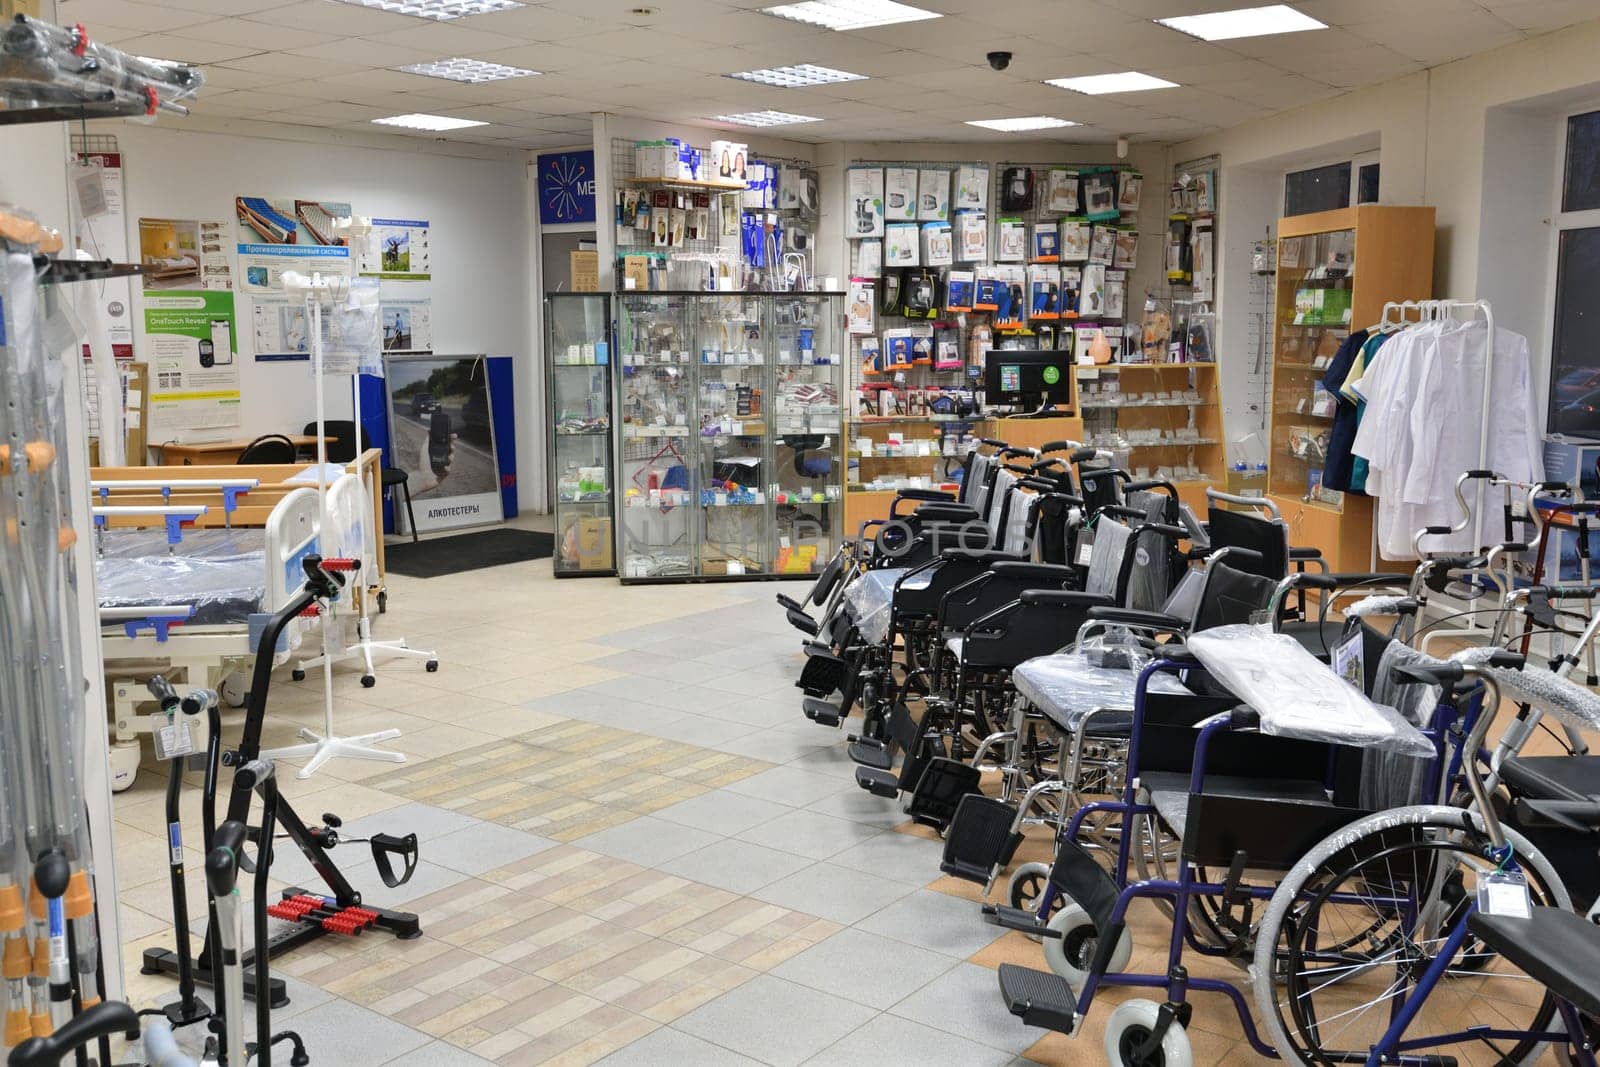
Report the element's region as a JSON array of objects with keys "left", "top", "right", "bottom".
[
  {"left": 617, "top": 291, "right": 844, "bottom": 582},
  {"left": 546, "top": 293, "right": 616, "bottom": 577}
]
